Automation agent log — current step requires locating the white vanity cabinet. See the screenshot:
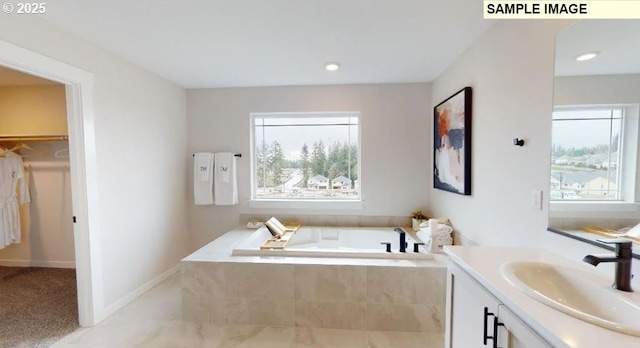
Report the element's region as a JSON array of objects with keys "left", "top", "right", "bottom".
[
  {"left": 446, "top": 261, "right": 551, "bottom": 348},
  {"left": 497, "top": 304, "right": 549, "bottom": 348}
]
